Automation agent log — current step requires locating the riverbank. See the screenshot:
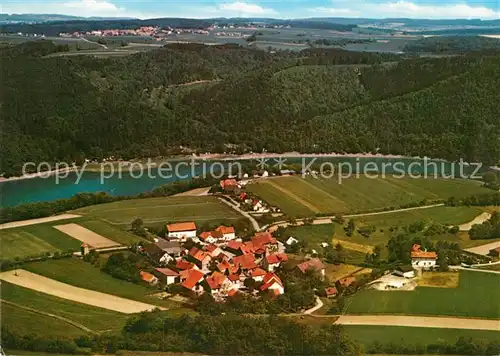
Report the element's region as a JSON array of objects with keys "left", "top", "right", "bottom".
[{"left": 0, "top": 151, "right": 458, "bottom": 183}]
